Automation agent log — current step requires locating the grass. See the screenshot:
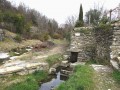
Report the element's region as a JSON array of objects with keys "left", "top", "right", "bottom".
[
  {"left": 5, "top": 70, "right": 48, "bottom": 90},
  {"left": 51, "top": 39, "right": 68, "bottom": 45},
  {"left": 86, "top": 59, "right": 97, "bottom": 65},
  {"left": 0, "top": 37, "right": 41, "bottom": 51},
  {"left": 112, "top": 70, "right": 120, "bottom": 84},
  {"left": 75, "top": 28, "right": 92, "bottom": 35},
  {"left": 56, "top": 65, "right": 95, "bottom": 90},
  {"left": 46, "top": 54, "right": 63, "bottom": 67}
]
